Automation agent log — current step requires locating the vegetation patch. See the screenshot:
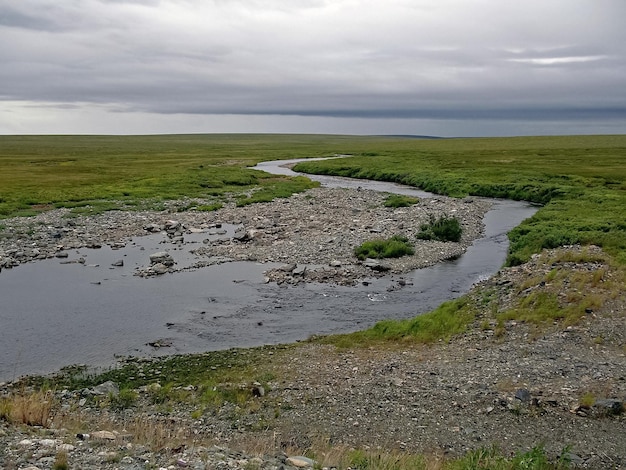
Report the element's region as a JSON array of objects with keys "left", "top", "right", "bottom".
[
  {"left": 493, "top": 247, "right": 623, "bottom": 327},
  {"left": 195, "top": 202, "right": 224, "bottom": 212},
  {"left": 0, "top": 390, "right": 54, "bottom": 426},
  {"left": 323, "top": 297, "right": 475, "bottom": 347},
  {"left": 354, "top": 235, "right": 414, "bottom": 260},
  {"left": 0, "top": 134, "right": 327, "bottom": 218},
  {"left": 383, "top": 194, "right": 419, "bottom": 208},
  {"left": 416, "top": 215, "right": 462, "bottom": 242}
]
